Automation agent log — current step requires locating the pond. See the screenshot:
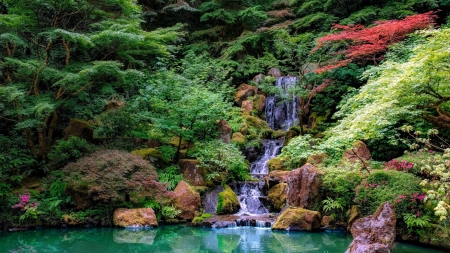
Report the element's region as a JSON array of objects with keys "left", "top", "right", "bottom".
[{"left": 0, "top": 225, "right": 445, "bottom": 253}]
